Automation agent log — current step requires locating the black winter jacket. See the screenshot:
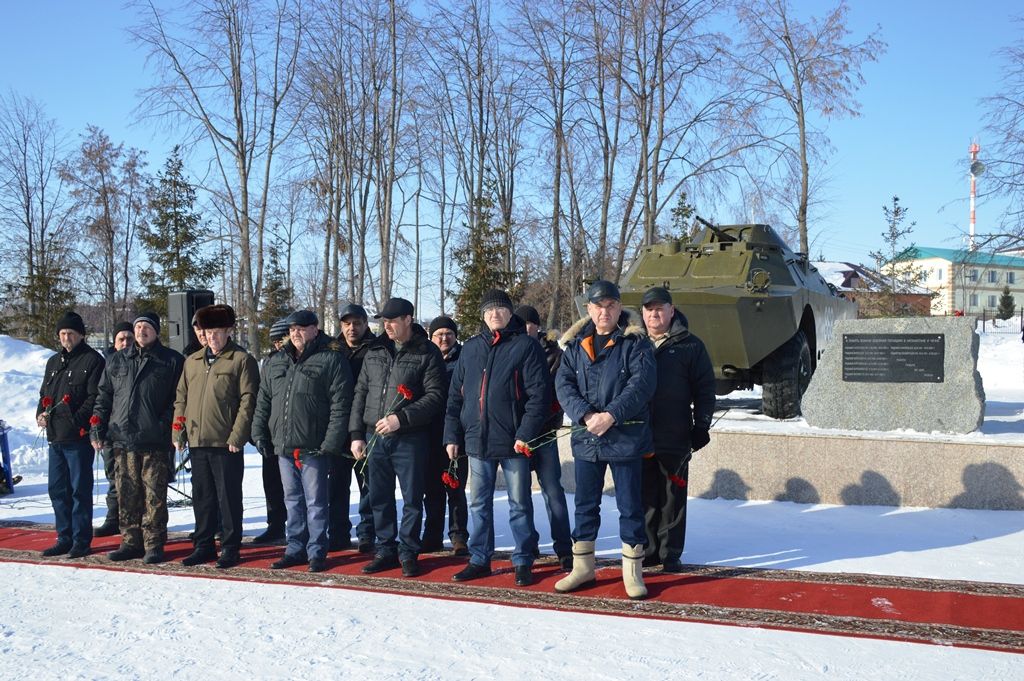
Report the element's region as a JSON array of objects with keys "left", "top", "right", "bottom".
[
  {"left": 251, "top": 331, "right": 353, "bottom": 457},
  {"left": 647, "top": 311, "right": 716, "bottom": 468},
  {"left": 92, "top": 341, "right": 184, "bottom": 450},
  {"left": 349, "top": 324, "right": 446, "bottom": 441},
  {"left": 555, "top": 311, "right": 656, "bottom": 462},
  {"left": 38, "top": 341, "right": 105, "bottom": 444},
  {"left": 444, "top": 316, "right": 550, "bottom": 459}
]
